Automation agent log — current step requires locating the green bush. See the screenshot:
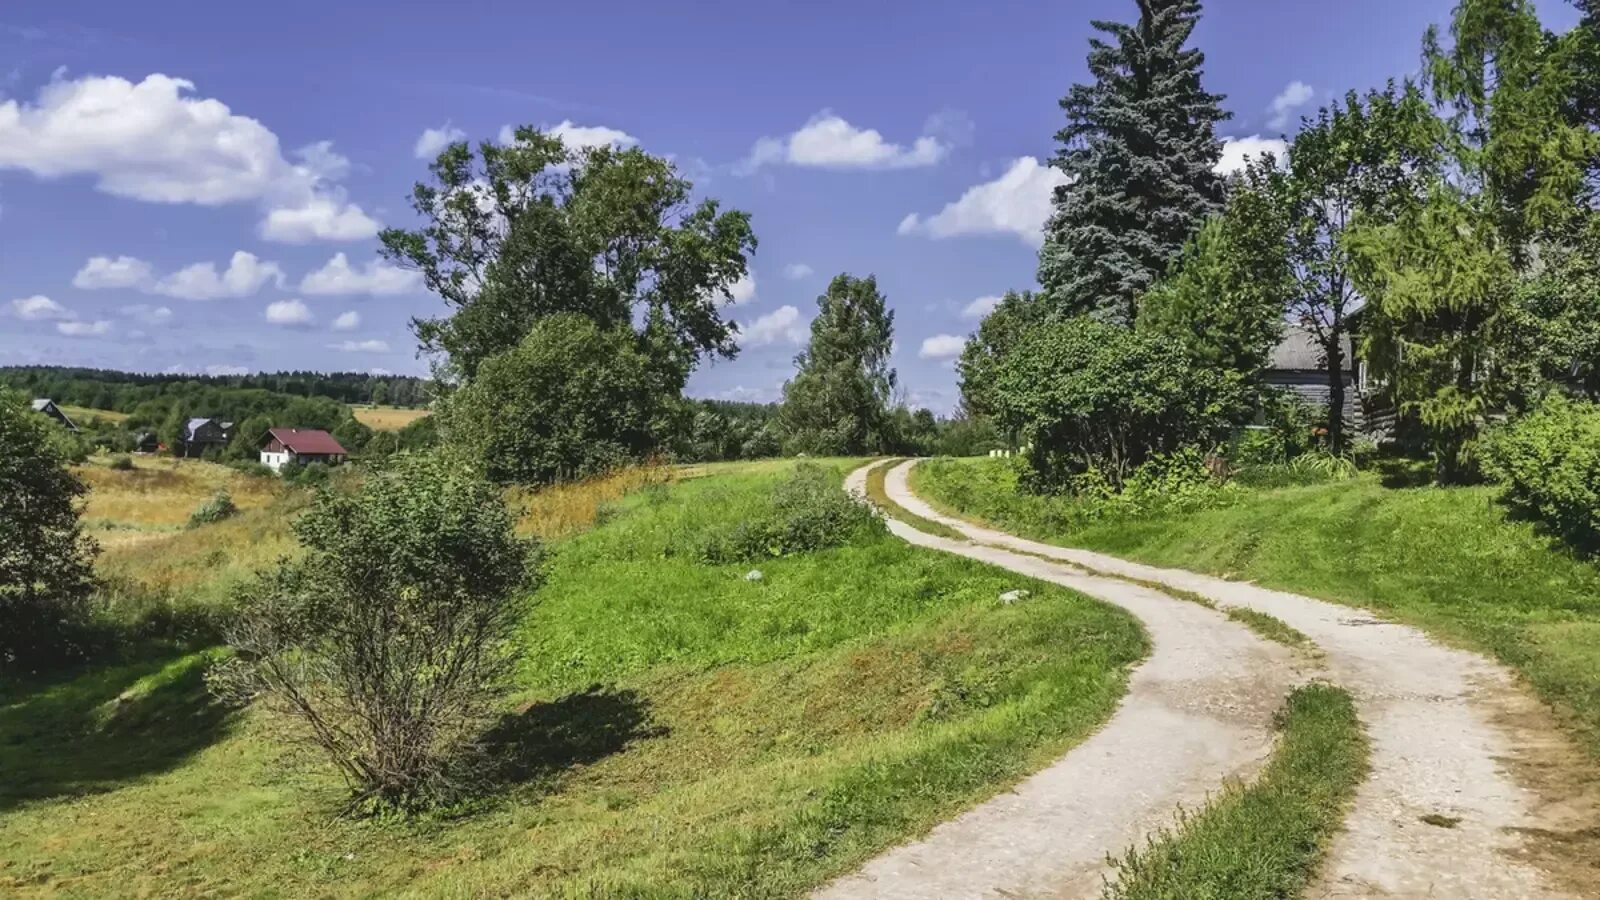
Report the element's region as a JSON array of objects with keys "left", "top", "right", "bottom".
[
  {"left": 696, "top": 464, "right": 883, "bottom": 563},
  {"left": 108, "top": 455, "right": 135, "bottom": 471},
  {"left": 1481, "top": 395, "right": 1600, "bottom": 555},
  {"left": 226, "top": 459, "right": 274, "bottom": 479},
  {"left": 1235, "top": 451, "right": 1358, "bottom": 488},
  {"left": 281, "top": 461, "right": 332, "bottom": 487},
  {"left": 188, "top": 491, "right": 238, "bottom": 528}
]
